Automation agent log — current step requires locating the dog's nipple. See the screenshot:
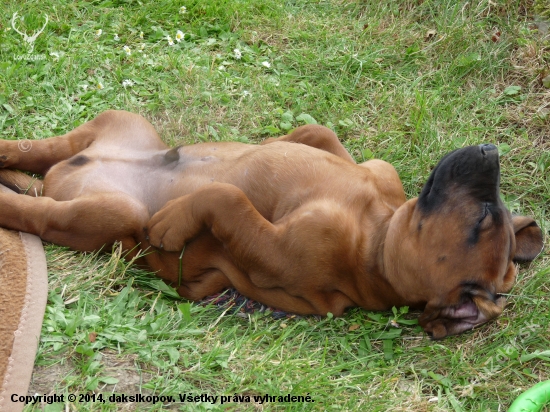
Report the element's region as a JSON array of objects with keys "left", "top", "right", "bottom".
[{"left": 164, "top": 147, "right": 180, "bottom": 163}]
